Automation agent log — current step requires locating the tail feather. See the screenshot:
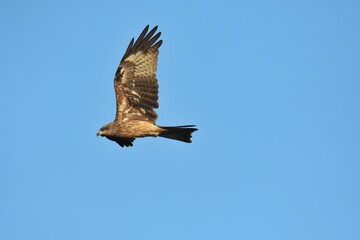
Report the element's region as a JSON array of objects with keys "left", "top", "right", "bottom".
[{"left": 159, "top": 125, "right": 198, "bottom": 143}]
